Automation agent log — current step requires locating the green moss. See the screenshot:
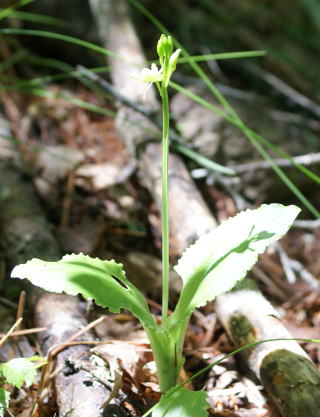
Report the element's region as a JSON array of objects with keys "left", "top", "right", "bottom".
[{"left": 261, "top": 349, "right": 320, "bottom": 417}]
